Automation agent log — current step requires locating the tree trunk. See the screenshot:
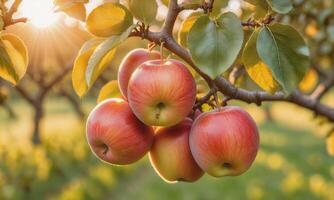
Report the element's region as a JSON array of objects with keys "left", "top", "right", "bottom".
[{"left": 32, "top": 105, "right": 43, "bottom": 145}]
